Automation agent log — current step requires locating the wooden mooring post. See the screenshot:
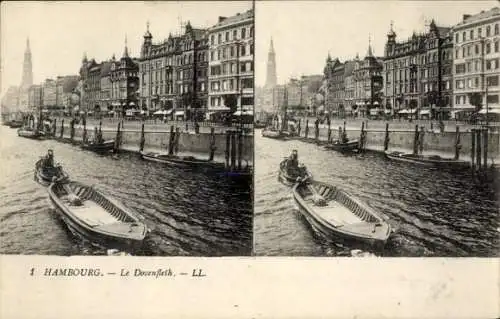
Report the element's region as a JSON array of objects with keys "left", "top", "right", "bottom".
[
  {"left": 454, "top": 126, "right": 461, "bottom": 160},
  {"left": 383, "top": 123, "right": 390, "bottom": 151},
  {"left": 470, "top": 129, "right": 476, "bottom": 171},
  {"left": 113, "top": 122, "right": 121, "bottom": 153},
  {"left": 305, "top": 120, "right": 309, "bottom": 139},
  {"left": 315, "top": 120, "right": 319, "bottom": 143},
  {"left": 139, "top": 123, "right": 145, "bottom": 152},
  {"left": 338, "top": 126, "right": 343, "bottom": 141},
  {"left": 483, "top": 128, "right": 489, "bottom": 169},
  {"left": 82, "top": 122, "right": 87, "bottom": 144},
  {"left": 225, "top": 131, "right": 231, "bottom": 169},
  {"left": 60, "top": 119, "right": 64, "bottom": 139},
  {"left": 53, "top": 119, "right": 57, "bottom": 136},
  {"left": 168, "top": 125, "right": 175, "bottom": 155},
  {"left": 358, "top": 122, "right": 366, "bottom": 153},
  {"left": 418, "top": 126, "right": 425, "bottom": 155},
  {"left": 412, "top": 124, "right": 419, "bottom": 155},
  {"left": 209, "top": 127, "right": 216, "bottom": 161},
  {"left": 174, "top": 127, "right": 180, "bottom": 155},
  {"left": 237, "top": 130, "right": 243, "bottom": 170},
  {"left": 327, "top": 119, "right": 331, "bottom": 142},
  {"left": 70, "top": 119, "right": 75, "bottom": 141},
  {"left": 230, "top": 131, "right": 237, "bottom": 170},
  {"left": 476, "top": 128, "right": 482, "bottom": 170},
  {"left": 297, "top": 119, "right": 302, "bottom": 137}
]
